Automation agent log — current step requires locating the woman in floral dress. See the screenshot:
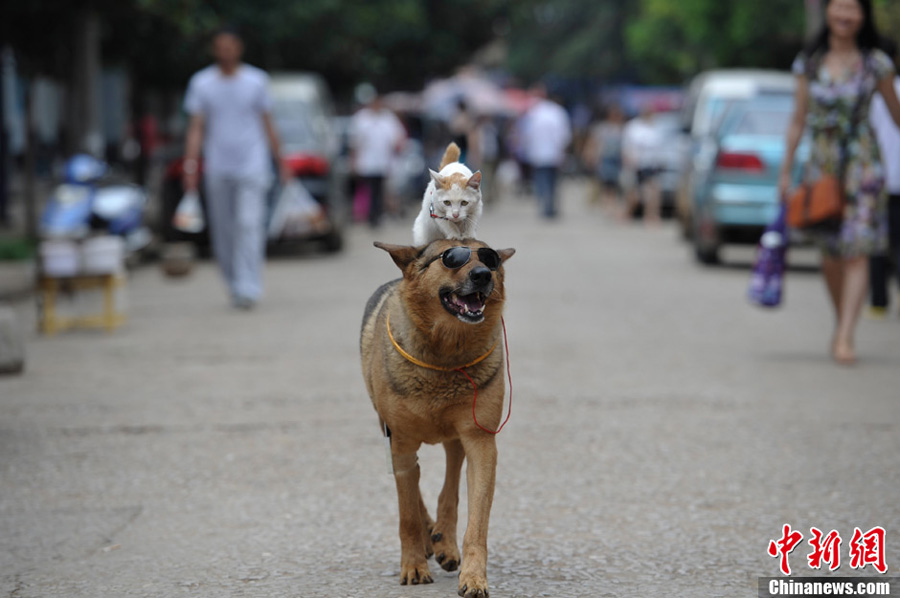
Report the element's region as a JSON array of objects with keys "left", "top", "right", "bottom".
[{"left": 779, "top": 0, "right": 900, "bottom": 365}]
